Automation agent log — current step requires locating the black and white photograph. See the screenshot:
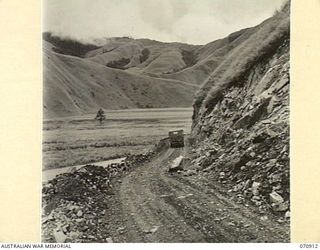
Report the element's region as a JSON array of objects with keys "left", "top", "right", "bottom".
[{"left": 42, "top": 0, "right": 290, "bottom": 243}]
